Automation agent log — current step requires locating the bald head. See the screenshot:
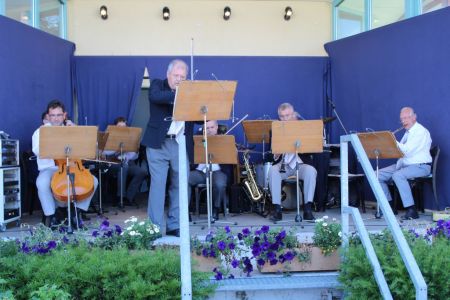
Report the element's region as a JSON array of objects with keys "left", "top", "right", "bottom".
[
  {"left": 400, "top": 107, "right": 417, "bottom": 130},
  {"left": 205, "top": 120, "right": 219, "bottom": 136}
]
